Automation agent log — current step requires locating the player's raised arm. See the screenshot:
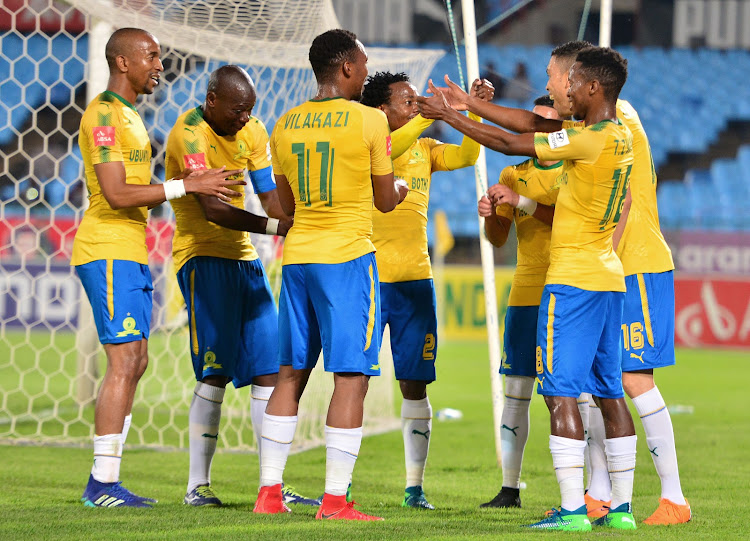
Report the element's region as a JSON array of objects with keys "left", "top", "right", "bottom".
[
  {"left": 417, "top": 82, "right": 536, "bottom": 157},
  {"left": 479, "top": 193, "right": 512, "bottom": 247},
  {"left": 431, "top": 75, "right": 562, "bottom": 134},
  {"left": 439, "top": 79, "right": 495, "bottom": 169}
]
